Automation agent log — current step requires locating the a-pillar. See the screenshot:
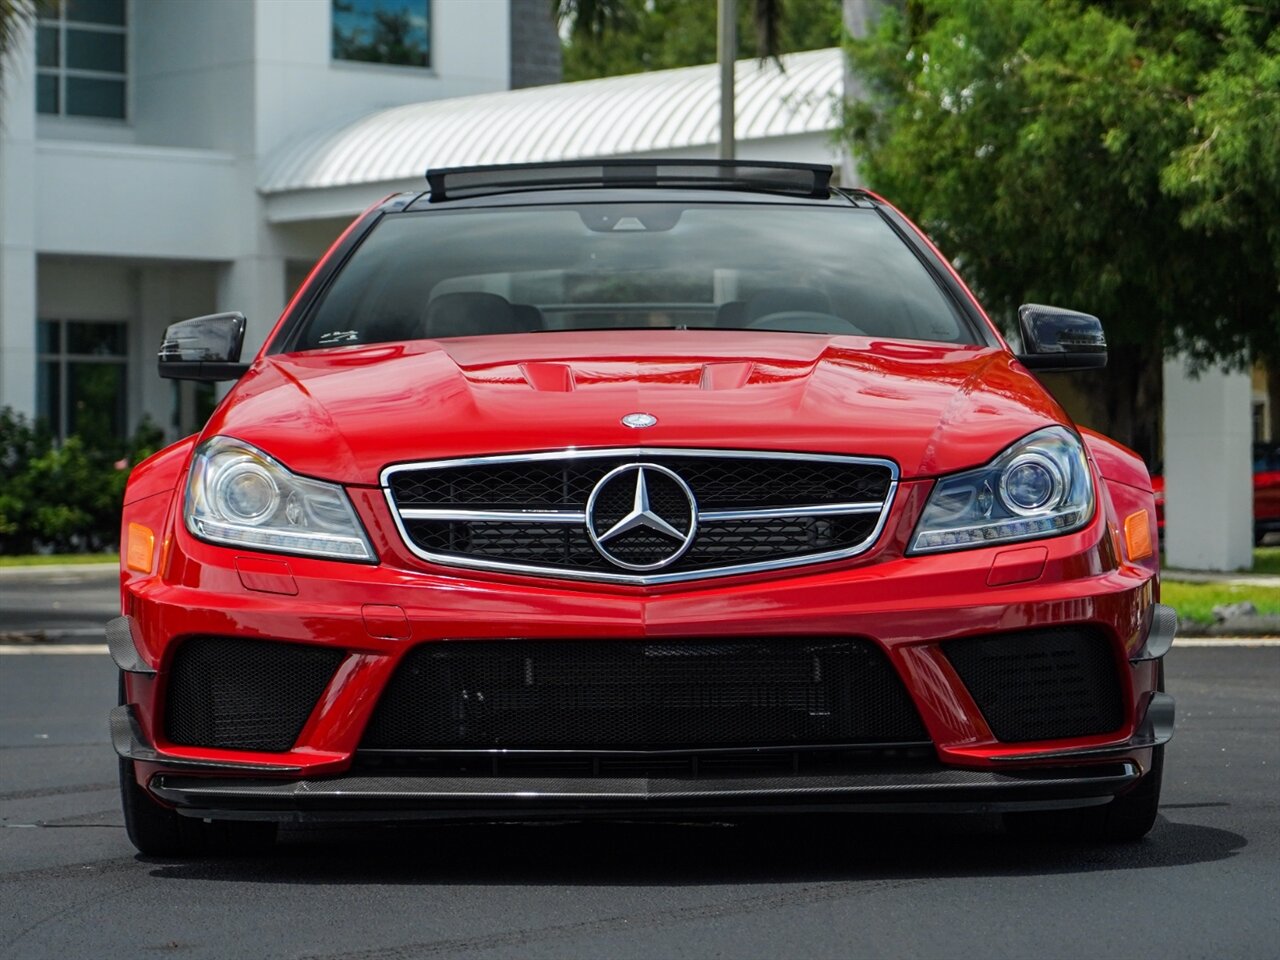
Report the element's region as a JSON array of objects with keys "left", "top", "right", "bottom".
[
  {"left": 0, "top": 25, "right": 39, "bottom": 417},
  {"left": 1162, "top": 358, "right": 1254, "bottom": 571}
]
